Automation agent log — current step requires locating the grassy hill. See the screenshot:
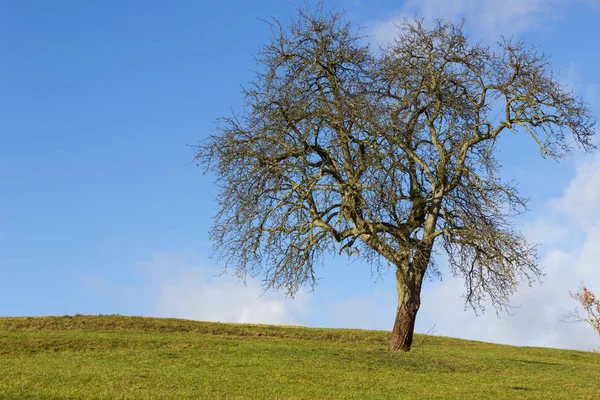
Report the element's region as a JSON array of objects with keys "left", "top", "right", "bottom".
[{"left": 0, "top": 315, "right": 598, "bottom": 399}]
